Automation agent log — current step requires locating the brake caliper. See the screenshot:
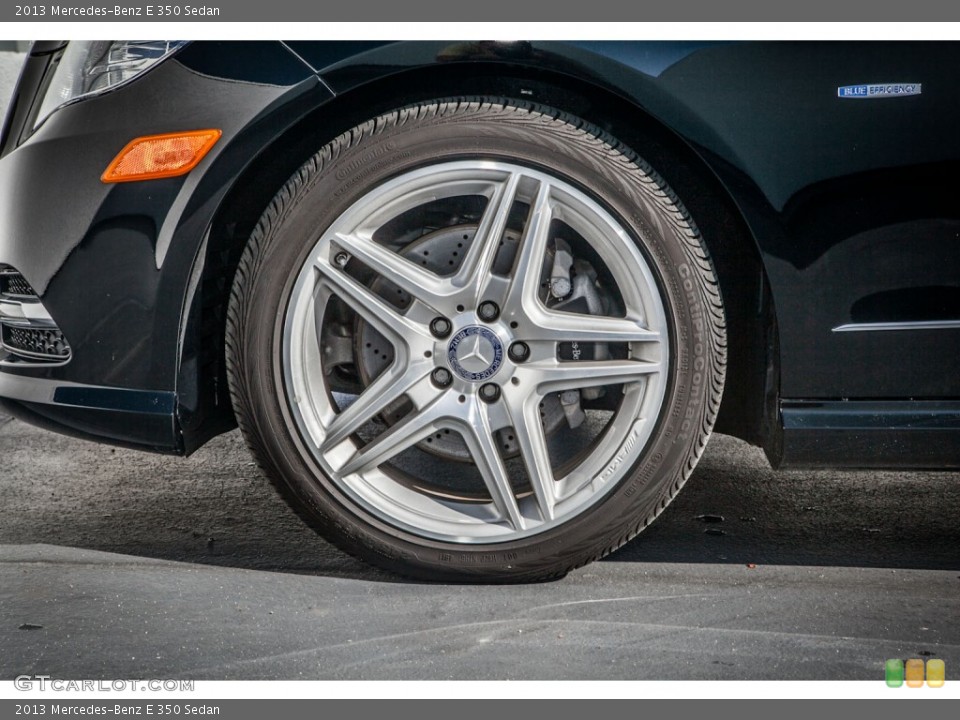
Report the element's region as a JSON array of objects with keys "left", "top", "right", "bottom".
[{"left": 545, "top": 239, "right": 616, "bottom": 429}]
